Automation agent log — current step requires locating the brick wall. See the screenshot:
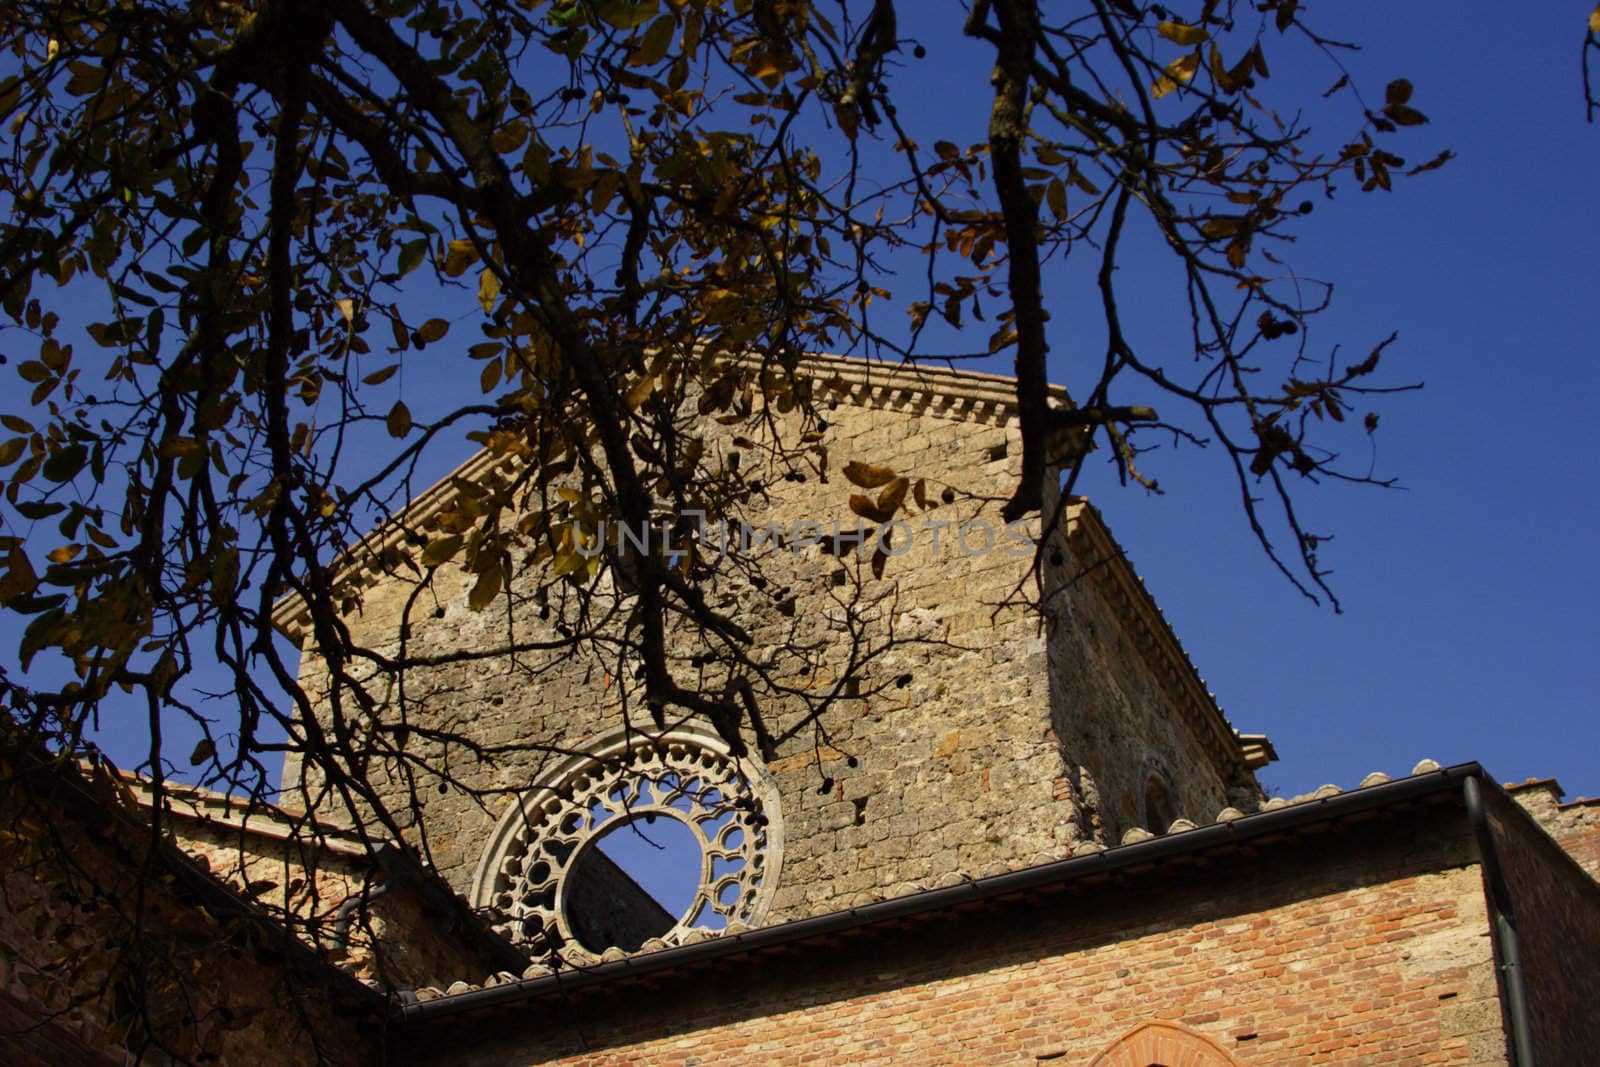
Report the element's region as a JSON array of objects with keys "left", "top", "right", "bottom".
[{"left": 400, "top": 798, "right": 1508, "bottom": 1066}]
